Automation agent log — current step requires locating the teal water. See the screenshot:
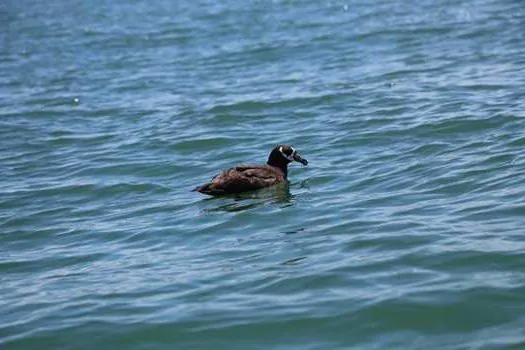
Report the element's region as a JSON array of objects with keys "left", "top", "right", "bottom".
[{"left": 2, "top": 0, "right": 525, "bottom": 349}]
